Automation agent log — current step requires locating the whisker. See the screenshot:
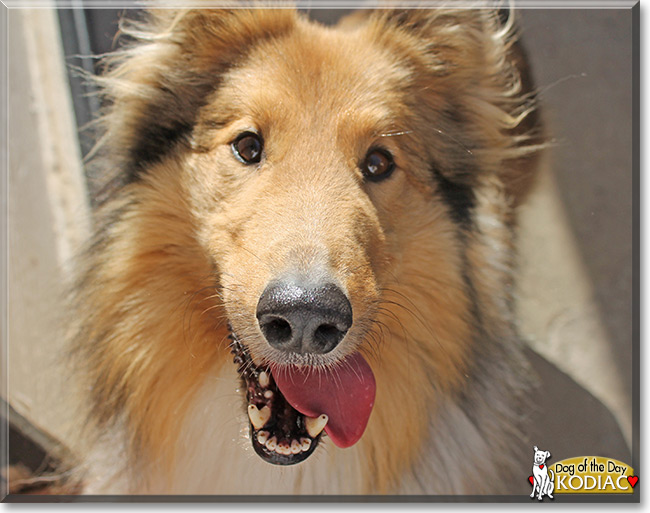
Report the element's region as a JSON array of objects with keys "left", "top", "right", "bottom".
[{"left": 379, "top": 130, "right": 413, "bottom": 138}]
